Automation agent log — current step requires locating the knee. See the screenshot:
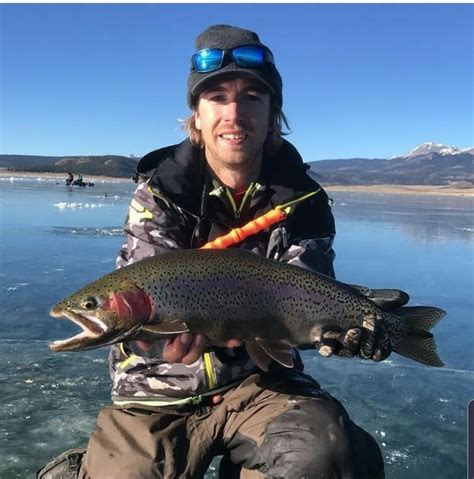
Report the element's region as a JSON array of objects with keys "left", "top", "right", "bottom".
[
  {"left": 259, "top": 397, "right": 384, "bottom": 478},
  {"left": 261, "top": 415, "right": 347, "bottom": 477}
]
